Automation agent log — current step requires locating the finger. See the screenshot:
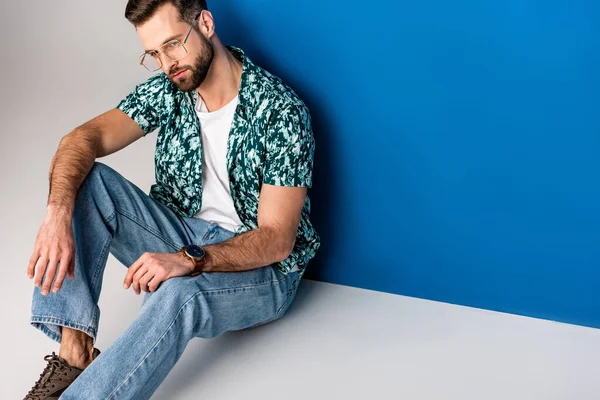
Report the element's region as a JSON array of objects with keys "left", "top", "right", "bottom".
[
  {"left": 52, "top": 255, "right": 71, "bottom": 293},
  {"left": 67, "top": 249, "right": 76, "bottom": 280},
  {"left": 68, "top": 256, "right": 75, "bottom": 280},
  {"left": 147, "top": 273, "right": 164, "bottom": 292},
  {"left": 132, "top": 265, "right": 148, "bottom": 295},
  {"left": 124, "top": 254, "right": 146, "bottom": 288},
  {"left": 139, "top": 269, "right": 155, "bottom": 293},
  {"left": 27, "top": 249, "right": 40, "bottom": 279},
  {"left": 34, "top": 255, "right": 49, "bottom": 288},
  {"left": 41, "top": 257, "right": 59, "bottom": 295}
]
